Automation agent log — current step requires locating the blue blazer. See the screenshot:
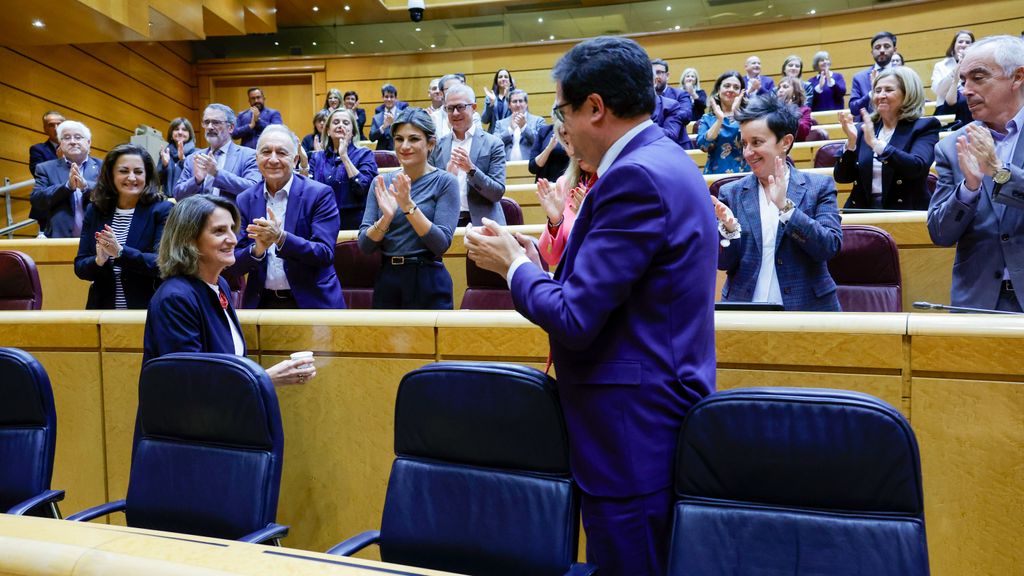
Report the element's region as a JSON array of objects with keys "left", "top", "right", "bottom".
[
  {"left": 428, "top": 129, "right": 507, "bottom": 225},
  {"left": 835, "top": 116, "right": 941, "bottom": 210},
  {"left": 527, "top": 123, "right": 570, "bottom": 183},
  {"left": 74, "top": 200, "right": 173, "bottom": 309},
  {"left": 28, "top": 141, "right": 58, "bottom": 178},
  {"left": 30, "top": 156, "right": 102, "bottom": 238},
  {"left": 928, "top": 121, "right": 1024, "bottom": 311},
  {"left": 228, "top": 175, "right": 346, "bottom": 309},
  {"left": 369, "top": 109, "right": 397, "bottom": 151},
  {"left": 309, "top": 145, "right": 378, "bottom": 215},
  {"left": 658, "top": 86, "right": 693, "bottom": 122},
  {"left": 142, "top": 275, "right": 245, "bottom": 365},
  {"left": 173, "top": 142, "right": 259, "bottom": 202},
  {"left": 717, "top": 169, "right": 843, "bottom": 311},
  {"left": 849, "top": 67, "right": 874, "bottom": 117},
  {"left": 510, "top": 123, "right": 718, "bottom": 498},
  {"left": 650, "top": 95, "right": 689, "bottom": 147},
  {"left": 232, "top": 107, "right": 283, "bottom": 149}
]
